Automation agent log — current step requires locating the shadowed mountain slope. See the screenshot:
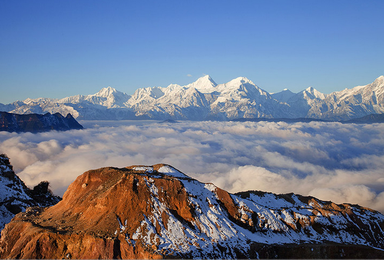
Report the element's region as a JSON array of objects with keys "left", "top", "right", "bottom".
[
  {"left": 0, "top": 112, "right": 83, "bottom": 132},
  {"left": 0, "top": 154, "right": 60, "bottom": 231}
]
